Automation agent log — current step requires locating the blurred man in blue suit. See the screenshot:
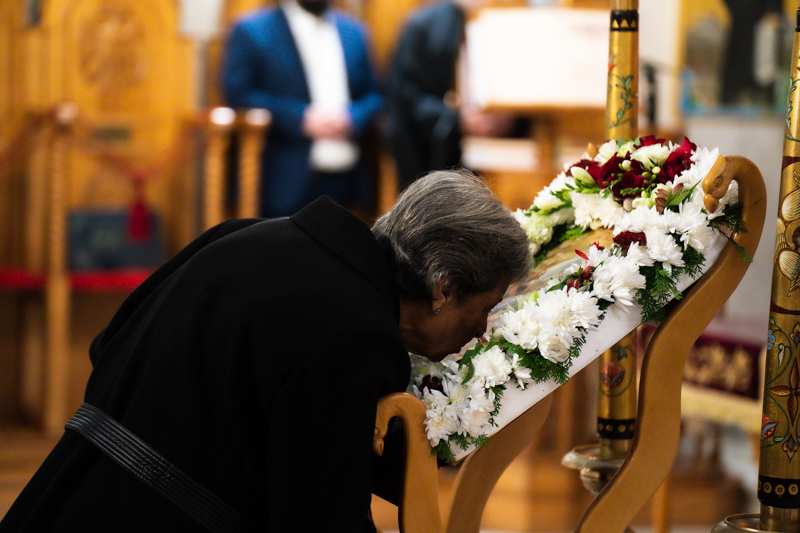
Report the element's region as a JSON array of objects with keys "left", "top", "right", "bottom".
[{"left": 221, "top": 0, "right": 383, "bottom": 217}]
